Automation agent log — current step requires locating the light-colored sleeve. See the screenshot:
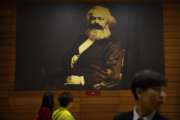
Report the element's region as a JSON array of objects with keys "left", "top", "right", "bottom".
[{"left": 56, "top": 114, "right": 74, "bottom": 120}]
